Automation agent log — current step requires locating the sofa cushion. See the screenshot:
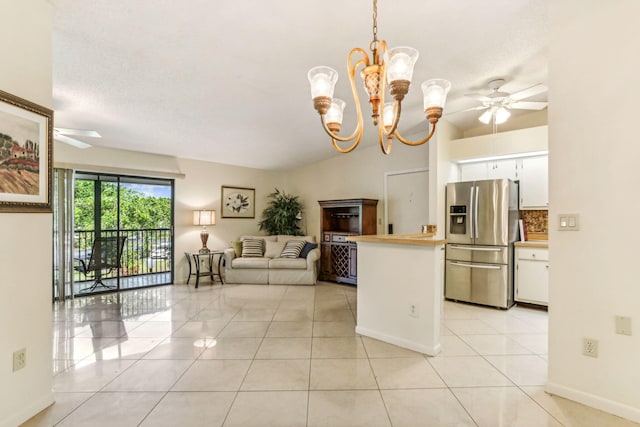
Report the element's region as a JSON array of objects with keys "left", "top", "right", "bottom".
[
  {"left": 299, "top": 242, "right": 318, "bottom": 258},
  {"left": 269, "top": 257, "right": 307, "bottom": 269},
  {"left": 280, "top": 240, "right": 306, "bottom": 258},
  {"left": 232, "top": 257, "right": 270, "bottom": 269},
  {"left": 264, "top": 239, "right": 286, "bottom": 259},
  {"left": 242, "top": 238, "right": 264, "bottom": 257}
]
